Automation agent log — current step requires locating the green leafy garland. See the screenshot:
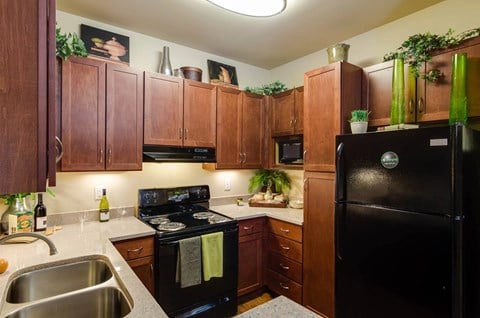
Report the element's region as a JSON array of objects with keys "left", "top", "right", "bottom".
[
  {"left": 245, "top": 80, "right": 288, "bottom": 95},
  {"left": 56, "top": 25, "right": 88, "bottom": 60},
  {"left": 383, "top": 27, "right": 480, "bottom": 81}
]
